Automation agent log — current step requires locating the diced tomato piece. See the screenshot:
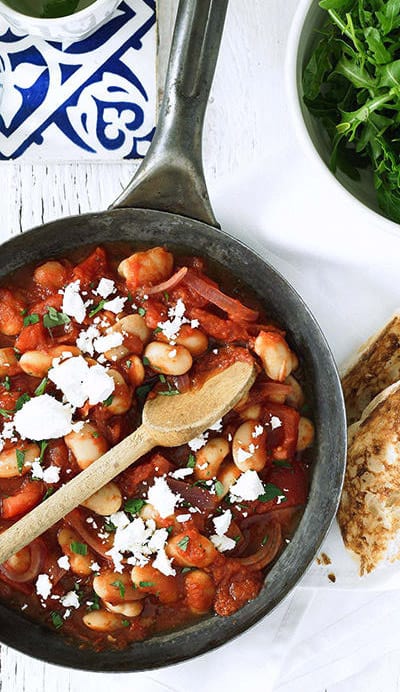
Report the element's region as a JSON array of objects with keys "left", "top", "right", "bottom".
[
  {"left": 256, "top": 463, "right": 309, "bottom": 514},
  {"left": 263, "top": 402, "right": 300, "bottom": 459},
  {"left": 189, "top": 308, "right": 248, "bottom": 341},
  {"left": 1, "top": 480, "right": 45, "bottom": 519},
  {"left": 14, "top": 321, "right": 50, "bottom": 352},
  {"left": 72, "top": 247, "right": 108, "bottom": 286},
  {"left": 212, "top": 560, "right": 262, "bottom": 616},
  {"left": 143, "top": 300, "right": 167, "bottom": 330},
  {"left": 119, "top": 453, "right": 172, "bottom": 497},
  {"left": 29, "top": 293, "right": 63, "bottom": 316},
  {"left": 0, "top": 289, "right": 25, "bottom": 336}
]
